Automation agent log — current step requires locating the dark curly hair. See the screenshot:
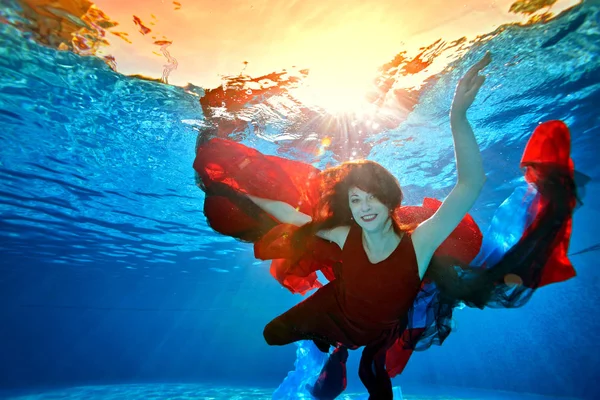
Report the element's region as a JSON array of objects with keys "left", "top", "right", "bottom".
[{"left": 293, "top": 160, "right": 413, "bottom": 248}]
